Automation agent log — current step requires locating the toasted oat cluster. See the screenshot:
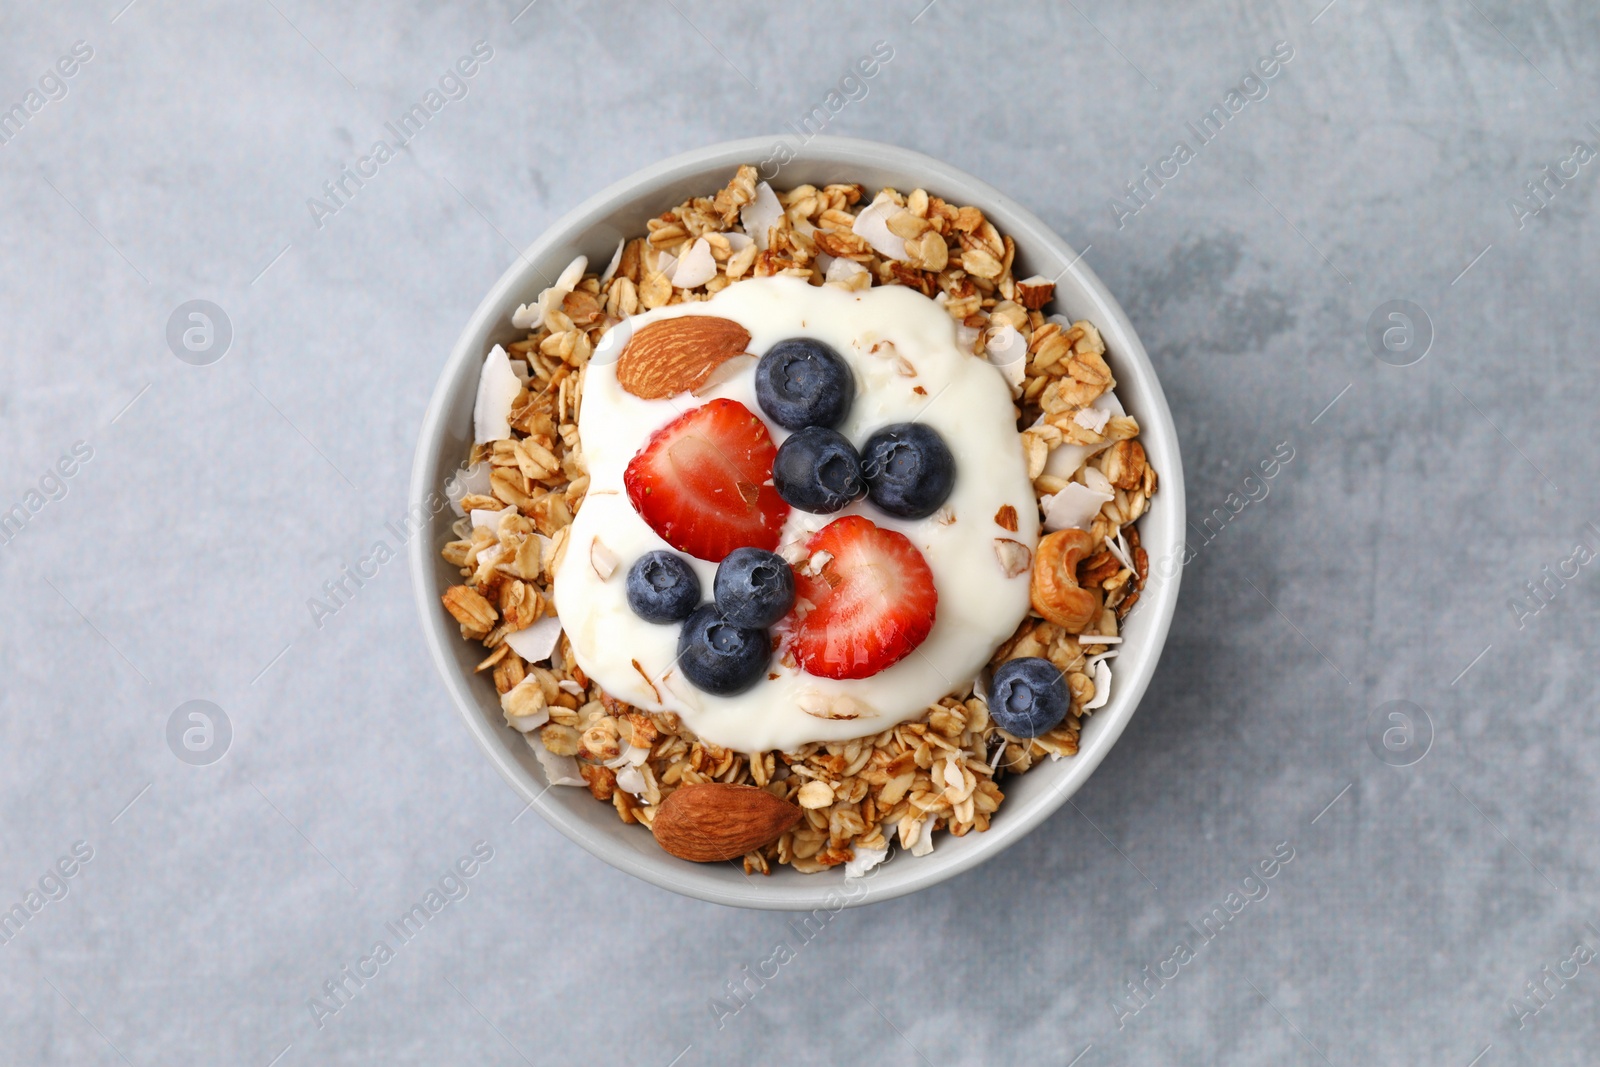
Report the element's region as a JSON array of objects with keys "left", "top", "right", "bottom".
[{"left": 438, "top": 166, "right": 1156, "bottom": 875}]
